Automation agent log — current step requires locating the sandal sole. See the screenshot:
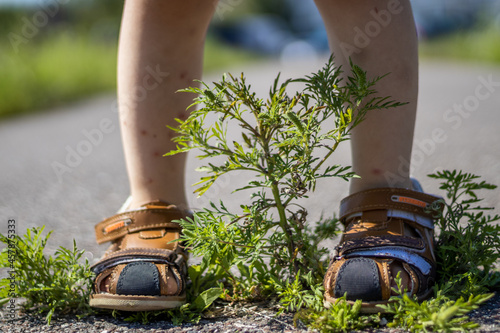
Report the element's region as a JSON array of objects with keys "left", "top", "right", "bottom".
[
  {"left": 323, "top": 287, "right": 433, "bottom": 314},
  {"left": 90, "top": 293, "right": 186, "bottom": 311}
]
